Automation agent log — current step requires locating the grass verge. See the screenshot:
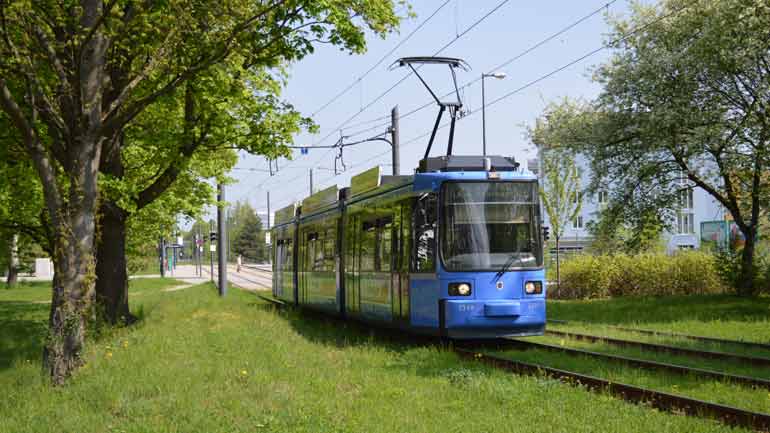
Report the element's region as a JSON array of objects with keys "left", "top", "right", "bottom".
[{"left": 0, "top": 282, "right": 745, "bottom": 432}]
